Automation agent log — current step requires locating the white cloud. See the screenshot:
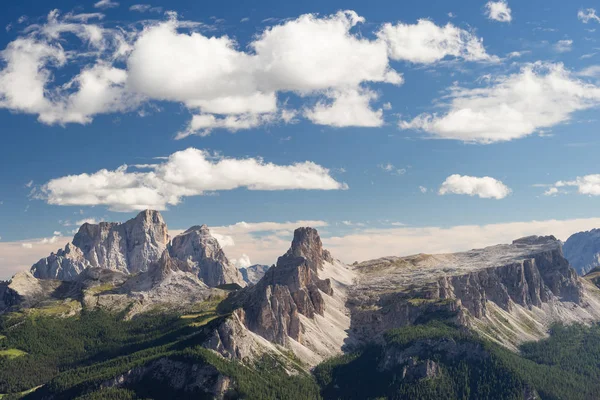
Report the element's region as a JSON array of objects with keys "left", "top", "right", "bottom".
[
  {"left": 126, "top": 11, "right": 402, "bottom": 132},
  {"left": 94, "top": 0, "right": 119, "bottom": 10},
  {"left": 544, "top": 174, "right": 600, "bottom": 196},
  {"left": 400, "top": 63, "right": 600, "bottom": 143},
  {"left": 554, "top": 39, "right": 573, "bottom": 53},
  {"left": 177, "top": 112, "right": 278, "bottom": 139},
  {"left": 579, "top": 65, "right": 600, "bottom": 78},
  {"left": 304, "top": 87, "right": 384, "bottom": 127},
  {"left": 21, "top": 243, "right": 33, "bottom": 249},
  {"left": 507, "top": 51, "right": 528, "bottom": 58},
  {"left": 129, "top": 4, "right": 160, "bottom": 13},
  {"left": 419, "top": 185, "right": 428, "bottom": 193},
  {"left": 578, "top": 9, "right": 600, "bottom": 24},
  {"left": 544, "top": 187, "right": 559, "bottom": 196},
  {"left": 0, "top": 10, "right": 496, "bottom": 132},
  {"left": 211, "top": 233, "right": 235, "bottom": 248},
  {"left": 377, "top": 19, "right": 494, "bottom": 64},
  {"left": 53, "top": 231, "right": 62, "bottom": 236},
  {"left": 37, "top": 148, "right": 347, "bottom": 211},
  {"left": 234, "top": 254, "right": 252, "bottom": 268},
  {"left": 0, "top": 11, "right": 137, "bottom": 125},
  {"left": 439, "top": 174, "right": 511, "bottom": 199},
  {"left": 485, "top": 1, "right": 512, "bottom": 23}
]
